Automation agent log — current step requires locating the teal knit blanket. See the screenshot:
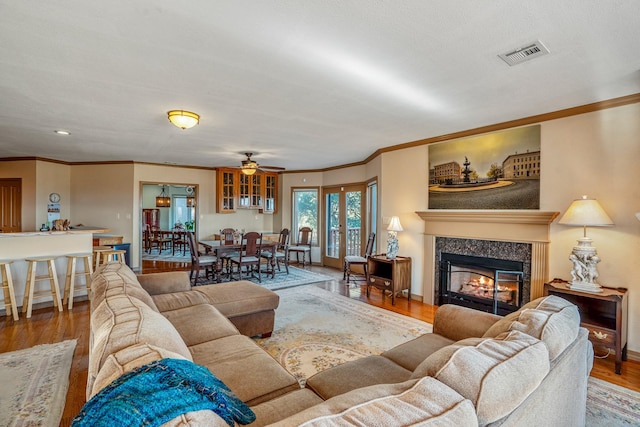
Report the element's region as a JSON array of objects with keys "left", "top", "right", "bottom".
[{"left": 73, "top": 358, "right": 256, "bottom": 427}]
